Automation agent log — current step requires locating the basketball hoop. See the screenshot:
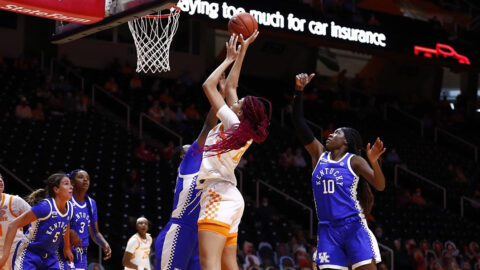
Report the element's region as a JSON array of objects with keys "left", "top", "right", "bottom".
[{"left": 128, "top": 6, "right": 181, "bottom": 73}]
